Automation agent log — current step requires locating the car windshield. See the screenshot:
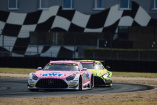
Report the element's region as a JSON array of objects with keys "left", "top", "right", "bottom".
[
  {"left": 93, "top": 64, "right": 104, "bottom": 69},
  {"left": 82, "top": 64, "right": 94, "bottom": 69},
  {"left": 43, "top": 63, "right": 79, "bottom": 71}
]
